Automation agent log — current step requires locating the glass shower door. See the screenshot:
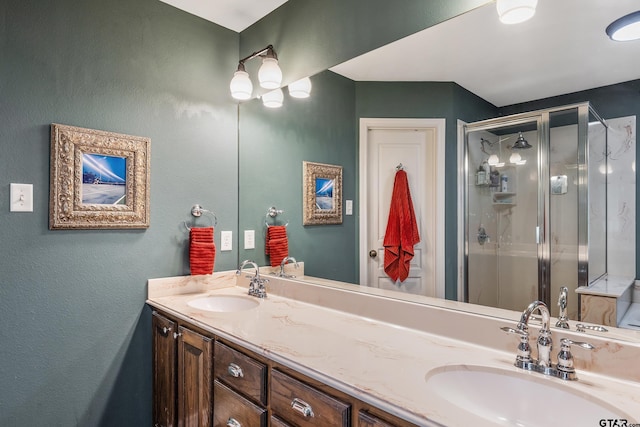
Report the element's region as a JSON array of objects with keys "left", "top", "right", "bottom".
[{"left": 465, "top": 119, "right": 541, "bottom": 312}]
